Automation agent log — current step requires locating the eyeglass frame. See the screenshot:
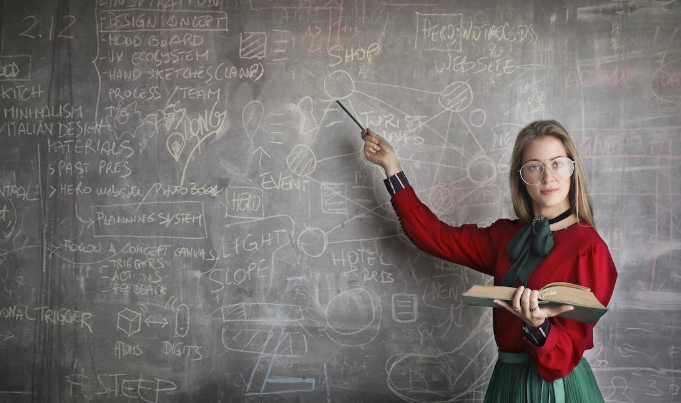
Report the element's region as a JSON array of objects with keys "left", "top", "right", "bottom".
[{"left": 518, "top": 157, "right": 575, "bottom": 186}]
